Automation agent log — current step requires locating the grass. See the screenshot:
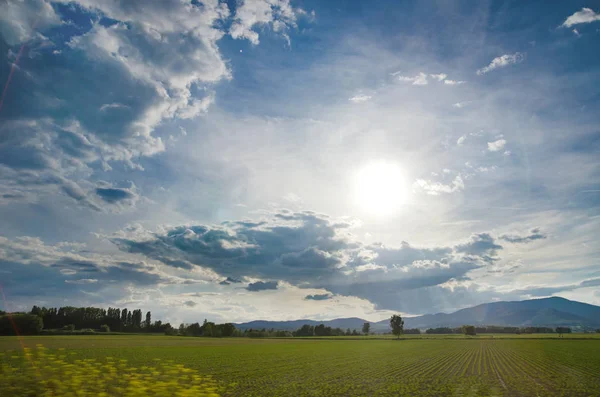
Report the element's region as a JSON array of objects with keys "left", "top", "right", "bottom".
[{"left": 1, "top": 335, "right": 600, "bottom": 396}]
